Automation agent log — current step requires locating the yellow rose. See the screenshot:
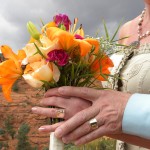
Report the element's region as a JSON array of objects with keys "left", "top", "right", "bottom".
[
  {"left": 23, "top": 60, "right": 60, "bottom": 88},
  {"left": 40, "top": 36, "right": 61, "bottom": 58},
  {"left": 23, "top": 43, "right": 42, "bottom": 63}
]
